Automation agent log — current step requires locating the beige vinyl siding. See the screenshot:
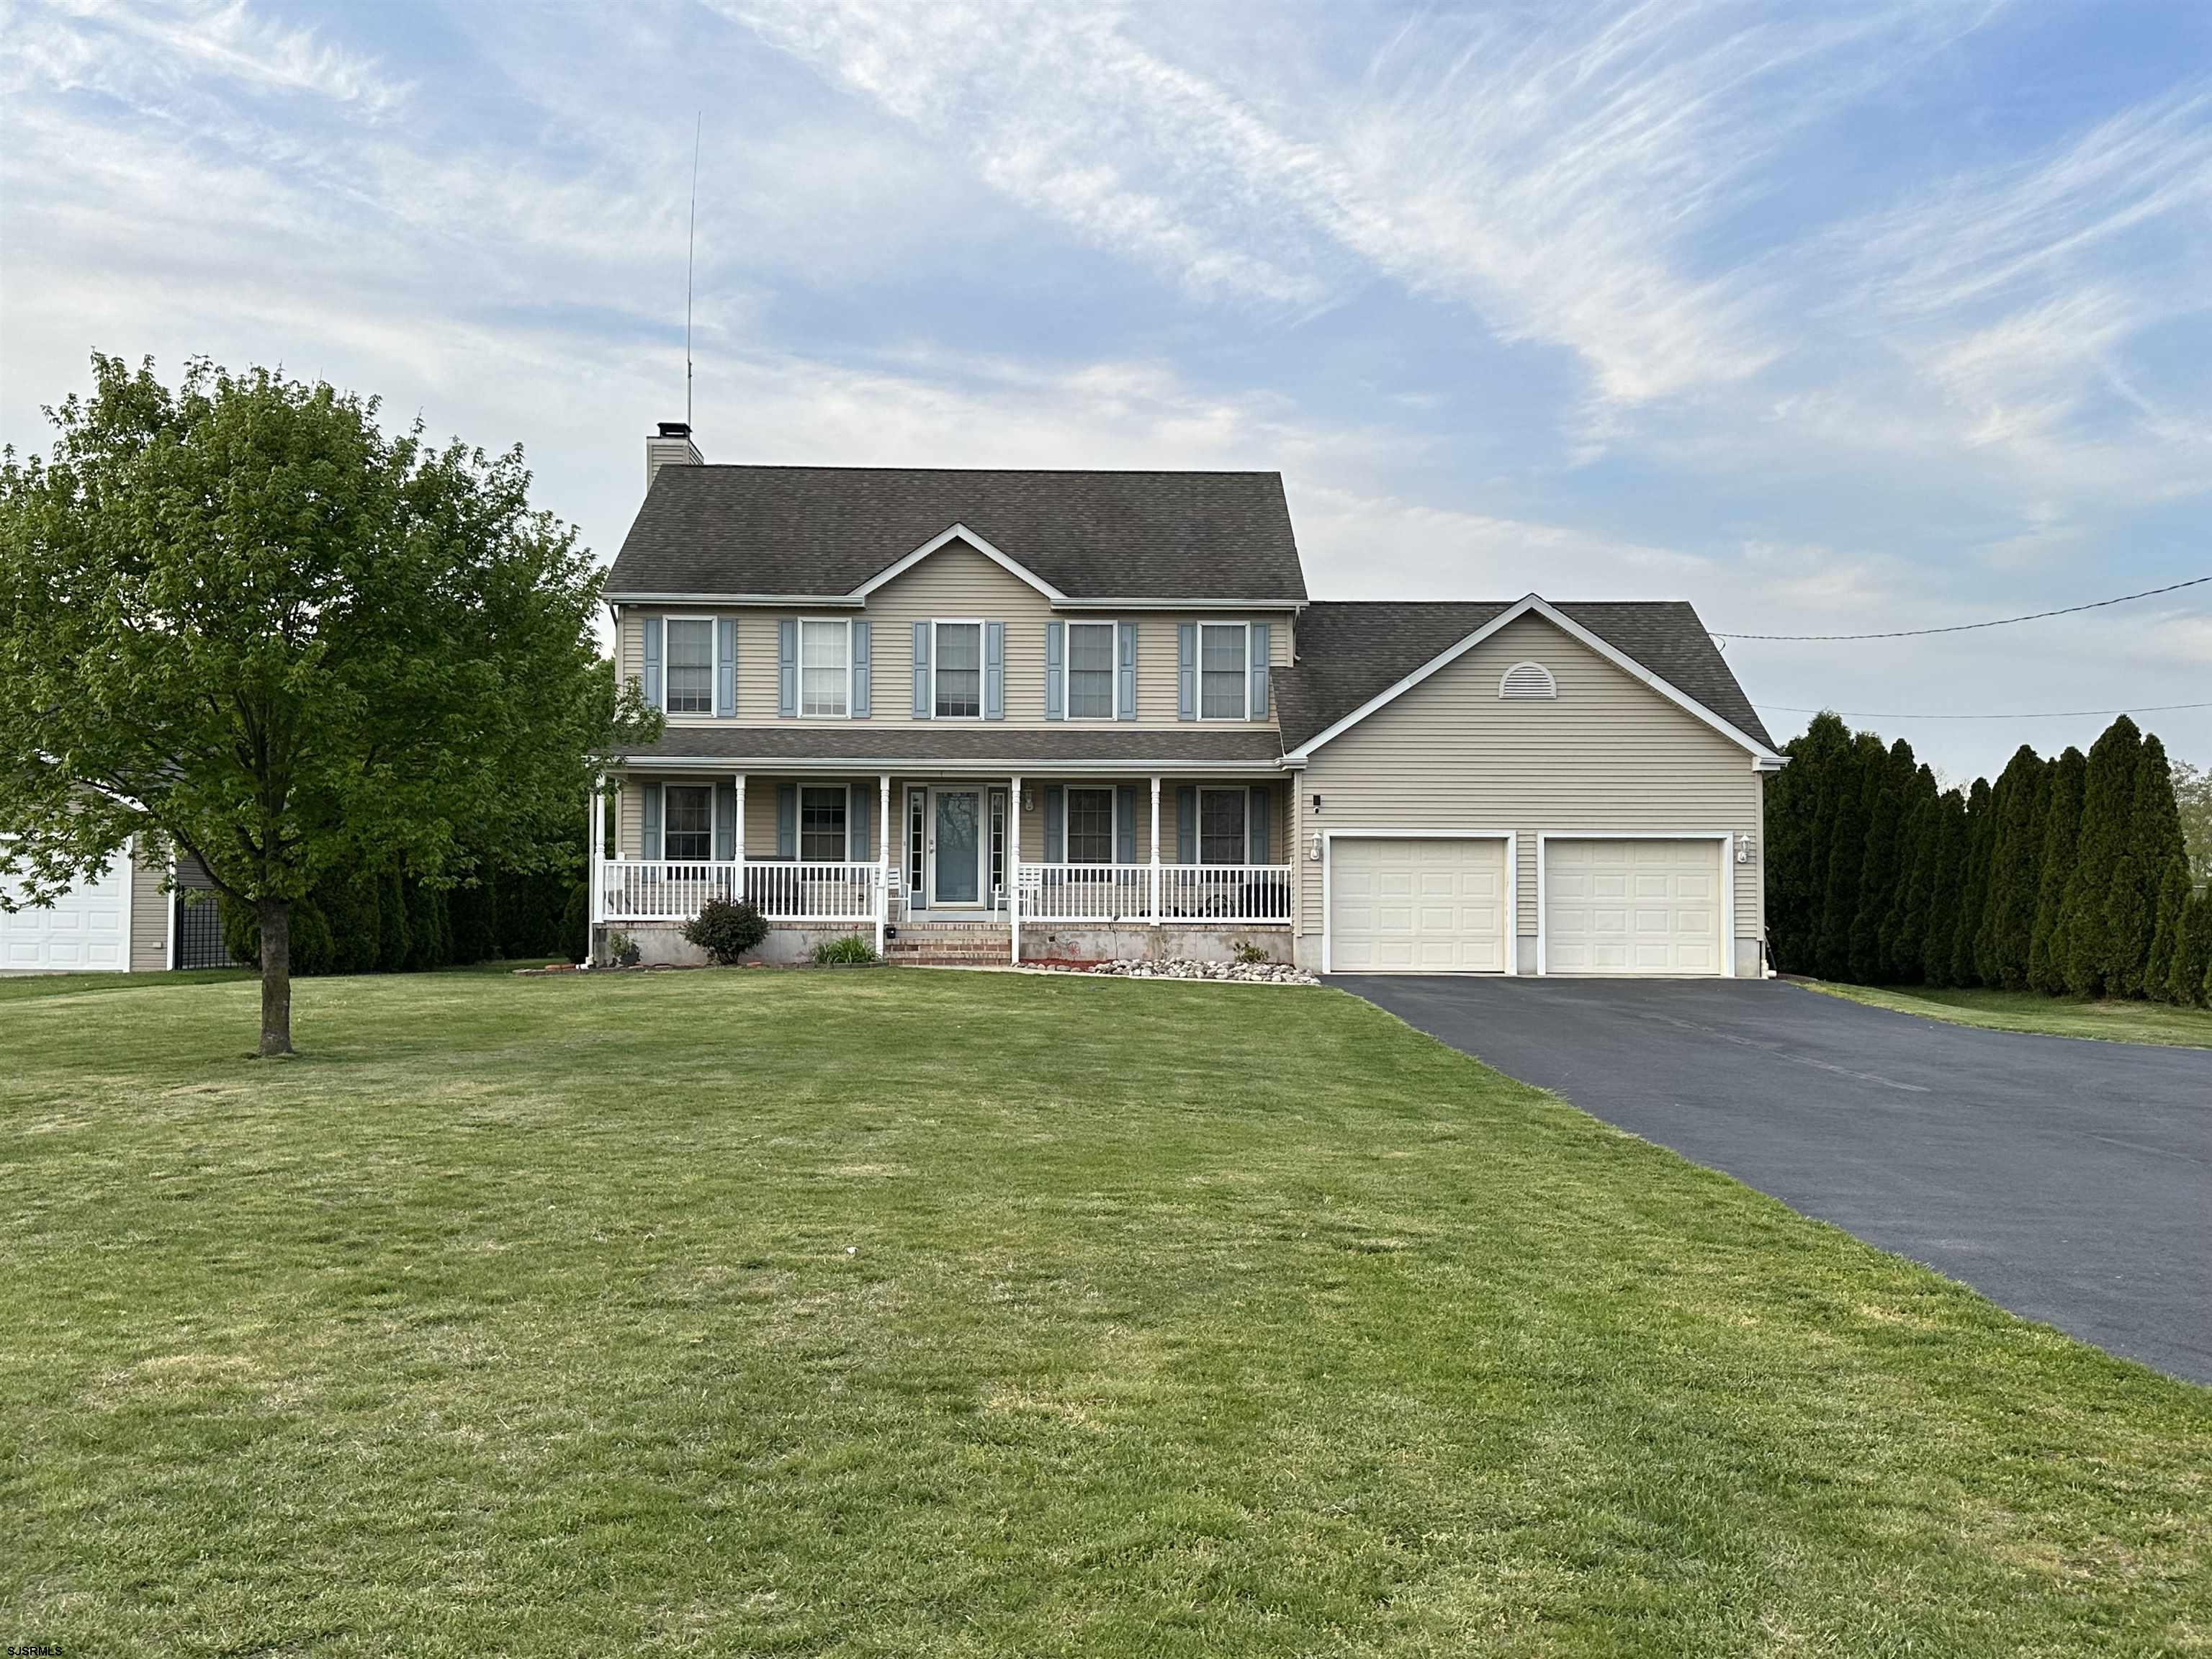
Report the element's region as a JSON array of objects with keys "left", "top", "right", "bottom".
[
  {"left": 127, "top": 836, "right": 168, "bottom": 972},
  {"left": 615, "top": 538, "right": 1292, "bottom": 732},
  {"left": 1298, "top": 613, "right": 1764, "bottom": 943}
]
